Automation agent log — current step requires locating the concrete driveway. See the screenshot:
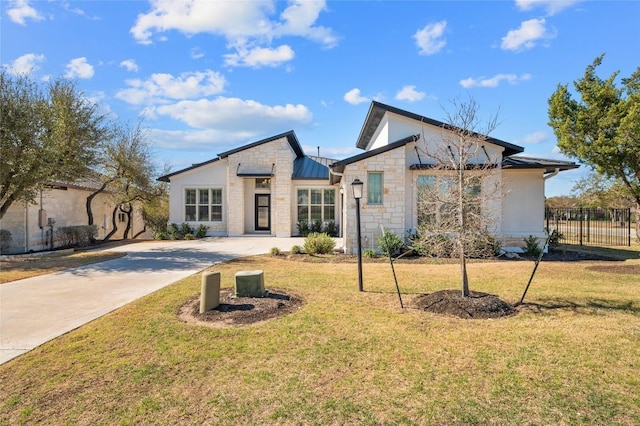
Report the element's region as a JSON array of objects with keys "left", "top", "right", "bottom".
[{"left": 0, "top": 237, "right": 309, "bottom": 365}]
